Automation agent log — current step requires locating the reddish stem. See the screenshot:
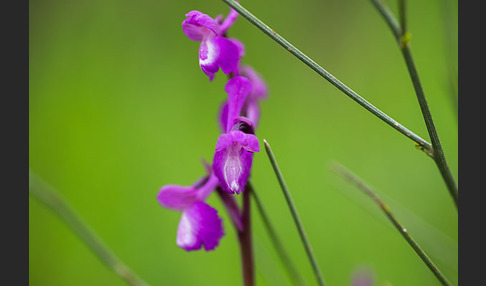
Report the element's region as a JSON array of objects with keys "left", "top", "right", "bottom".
[
  {"left": 216, "top": 187, "right": 254, "bottom": 286},
  {"left": 238, "top": 186, "right": 254, "bottom": 286}
]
